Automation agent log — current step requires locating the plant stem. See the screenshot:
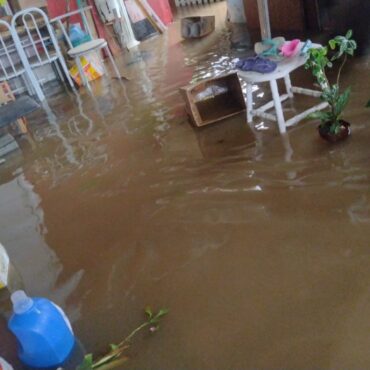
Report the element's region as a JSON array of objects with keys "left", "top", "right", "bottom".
[
  {"left": 120, "top": 322, "right": 150, "bottom": 345},
  {"left": 316, "top": 67, "right": 330, "bottom": 91},
  {"left": 336, "top": 54, "right": 347, "bottom": 88}
]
